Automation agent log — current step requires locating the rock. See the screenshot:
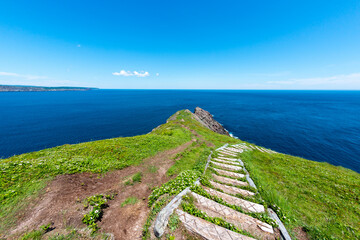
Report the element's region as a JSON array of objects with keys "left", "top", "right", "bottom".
[{"left": 193, "top": 107, "right": 230, "bottom": 136}]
